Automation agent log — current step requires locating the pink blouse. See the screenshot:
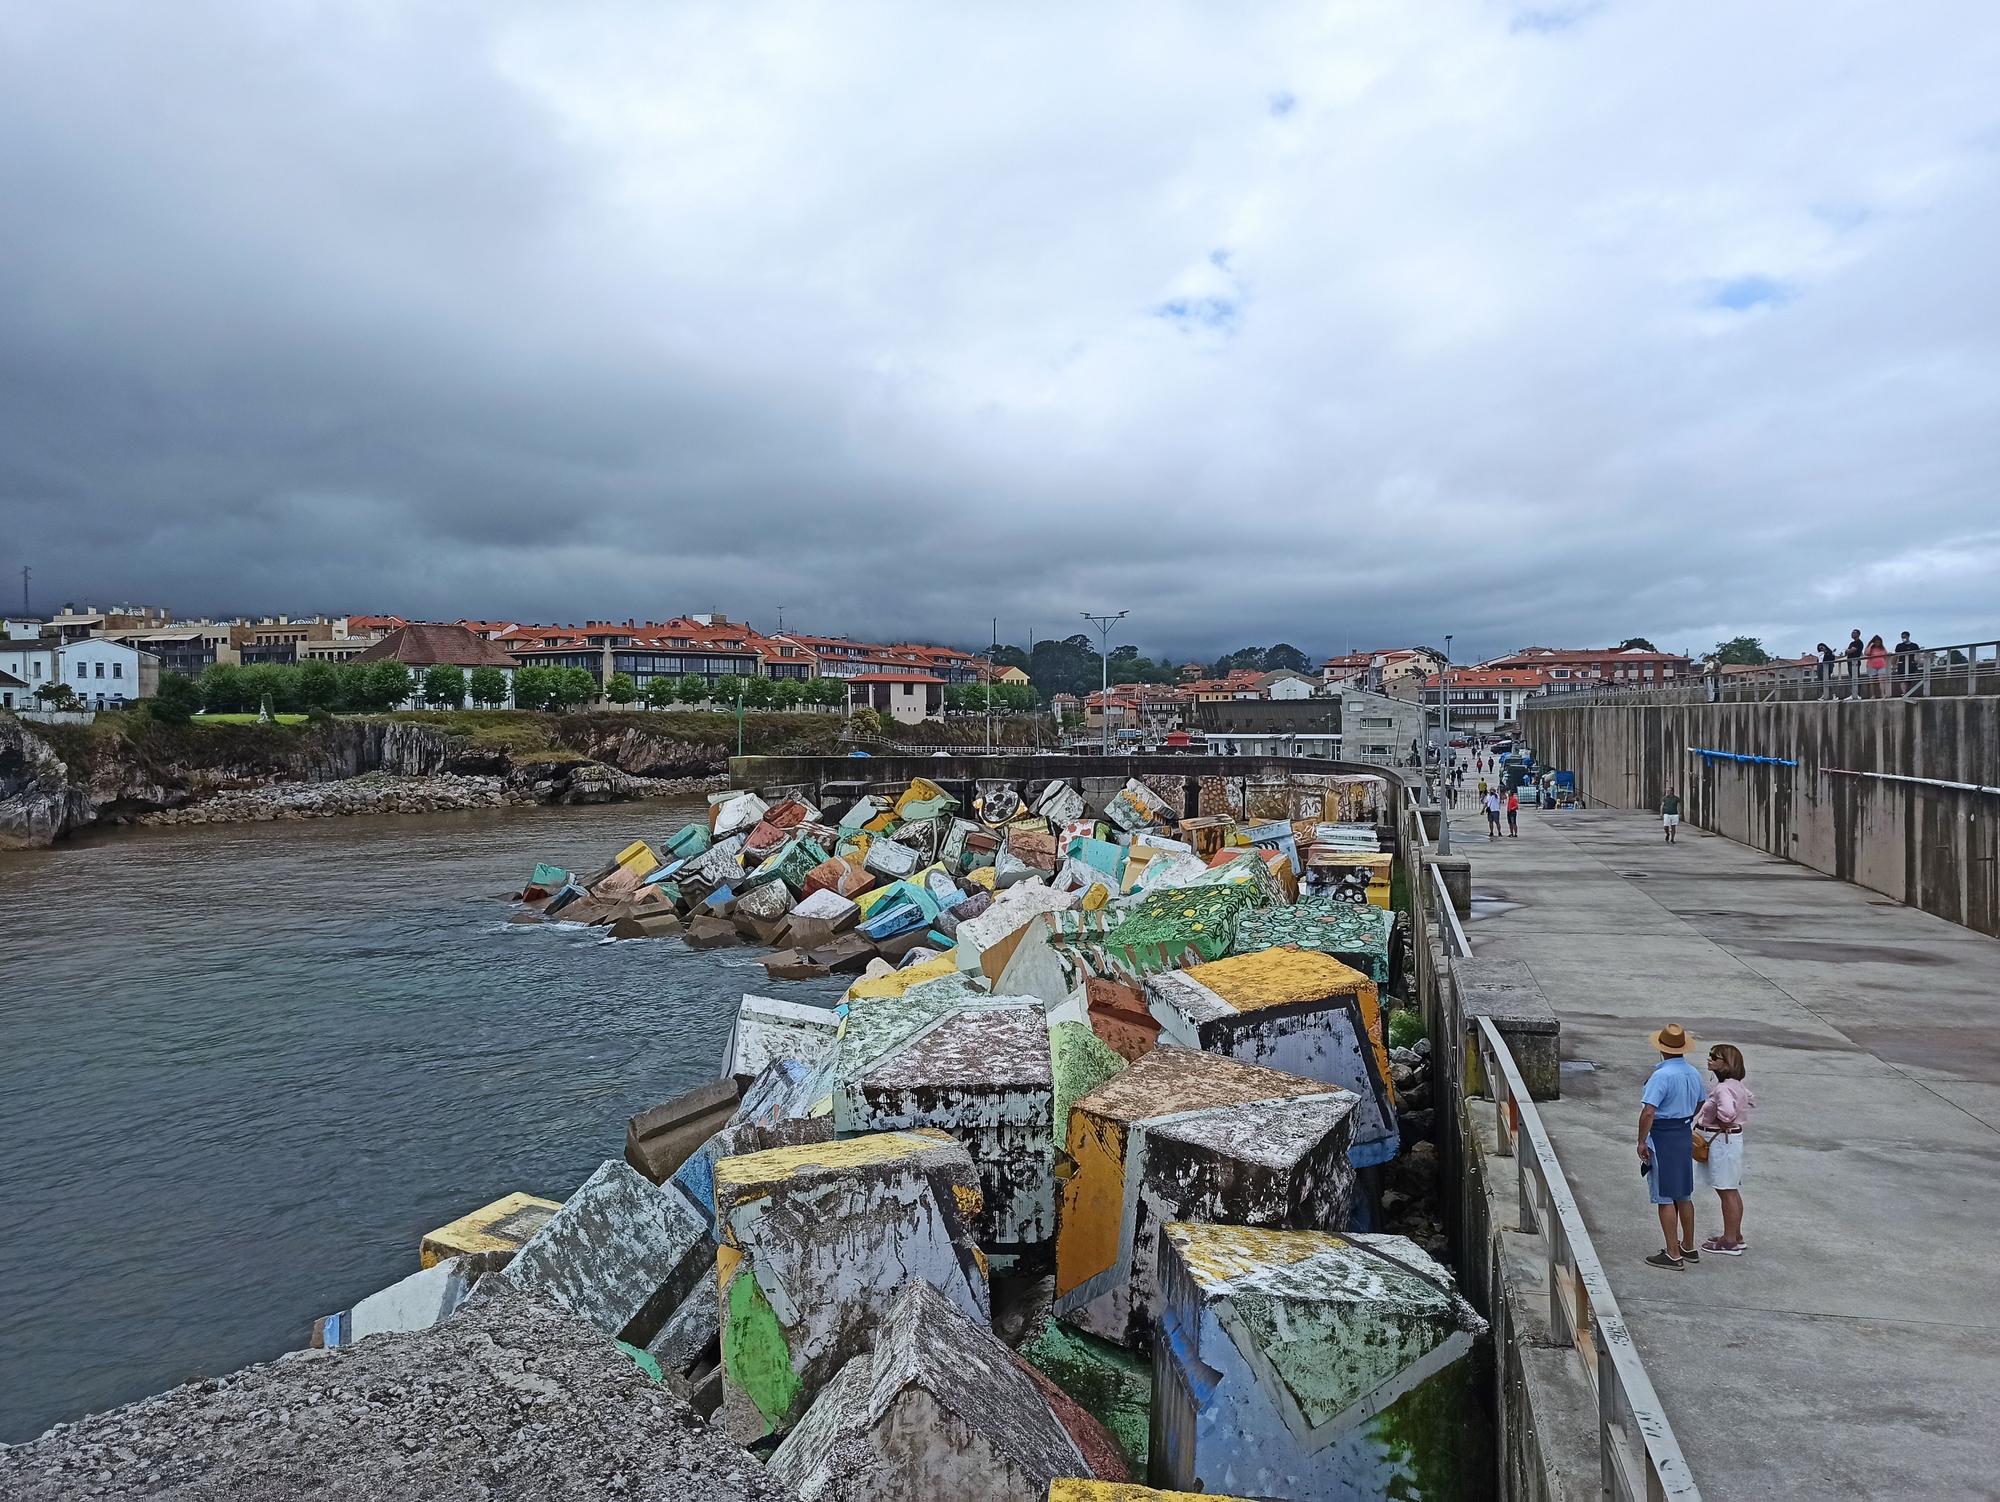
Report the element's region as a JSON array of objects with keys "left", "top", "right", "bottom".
[{"left": 1696, "top": 1078, "right": 1756, "bottom": 1131}]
